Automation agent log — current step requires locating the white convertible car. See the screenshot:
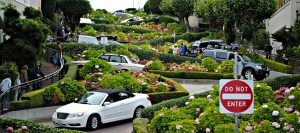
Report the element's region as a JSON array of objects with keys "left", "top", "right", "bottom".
[{"left": 52, "top": 89, "right": 151, "bottom": 130}]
